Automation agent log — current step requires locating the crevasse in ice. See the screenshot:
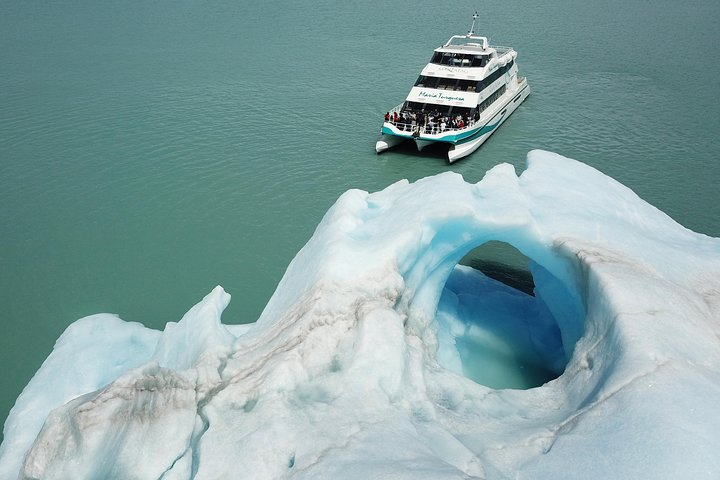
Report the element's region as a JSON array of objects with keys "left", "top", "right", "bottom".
[{"left": 2, "top": 150, "right": 720, "bottom": 479}]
